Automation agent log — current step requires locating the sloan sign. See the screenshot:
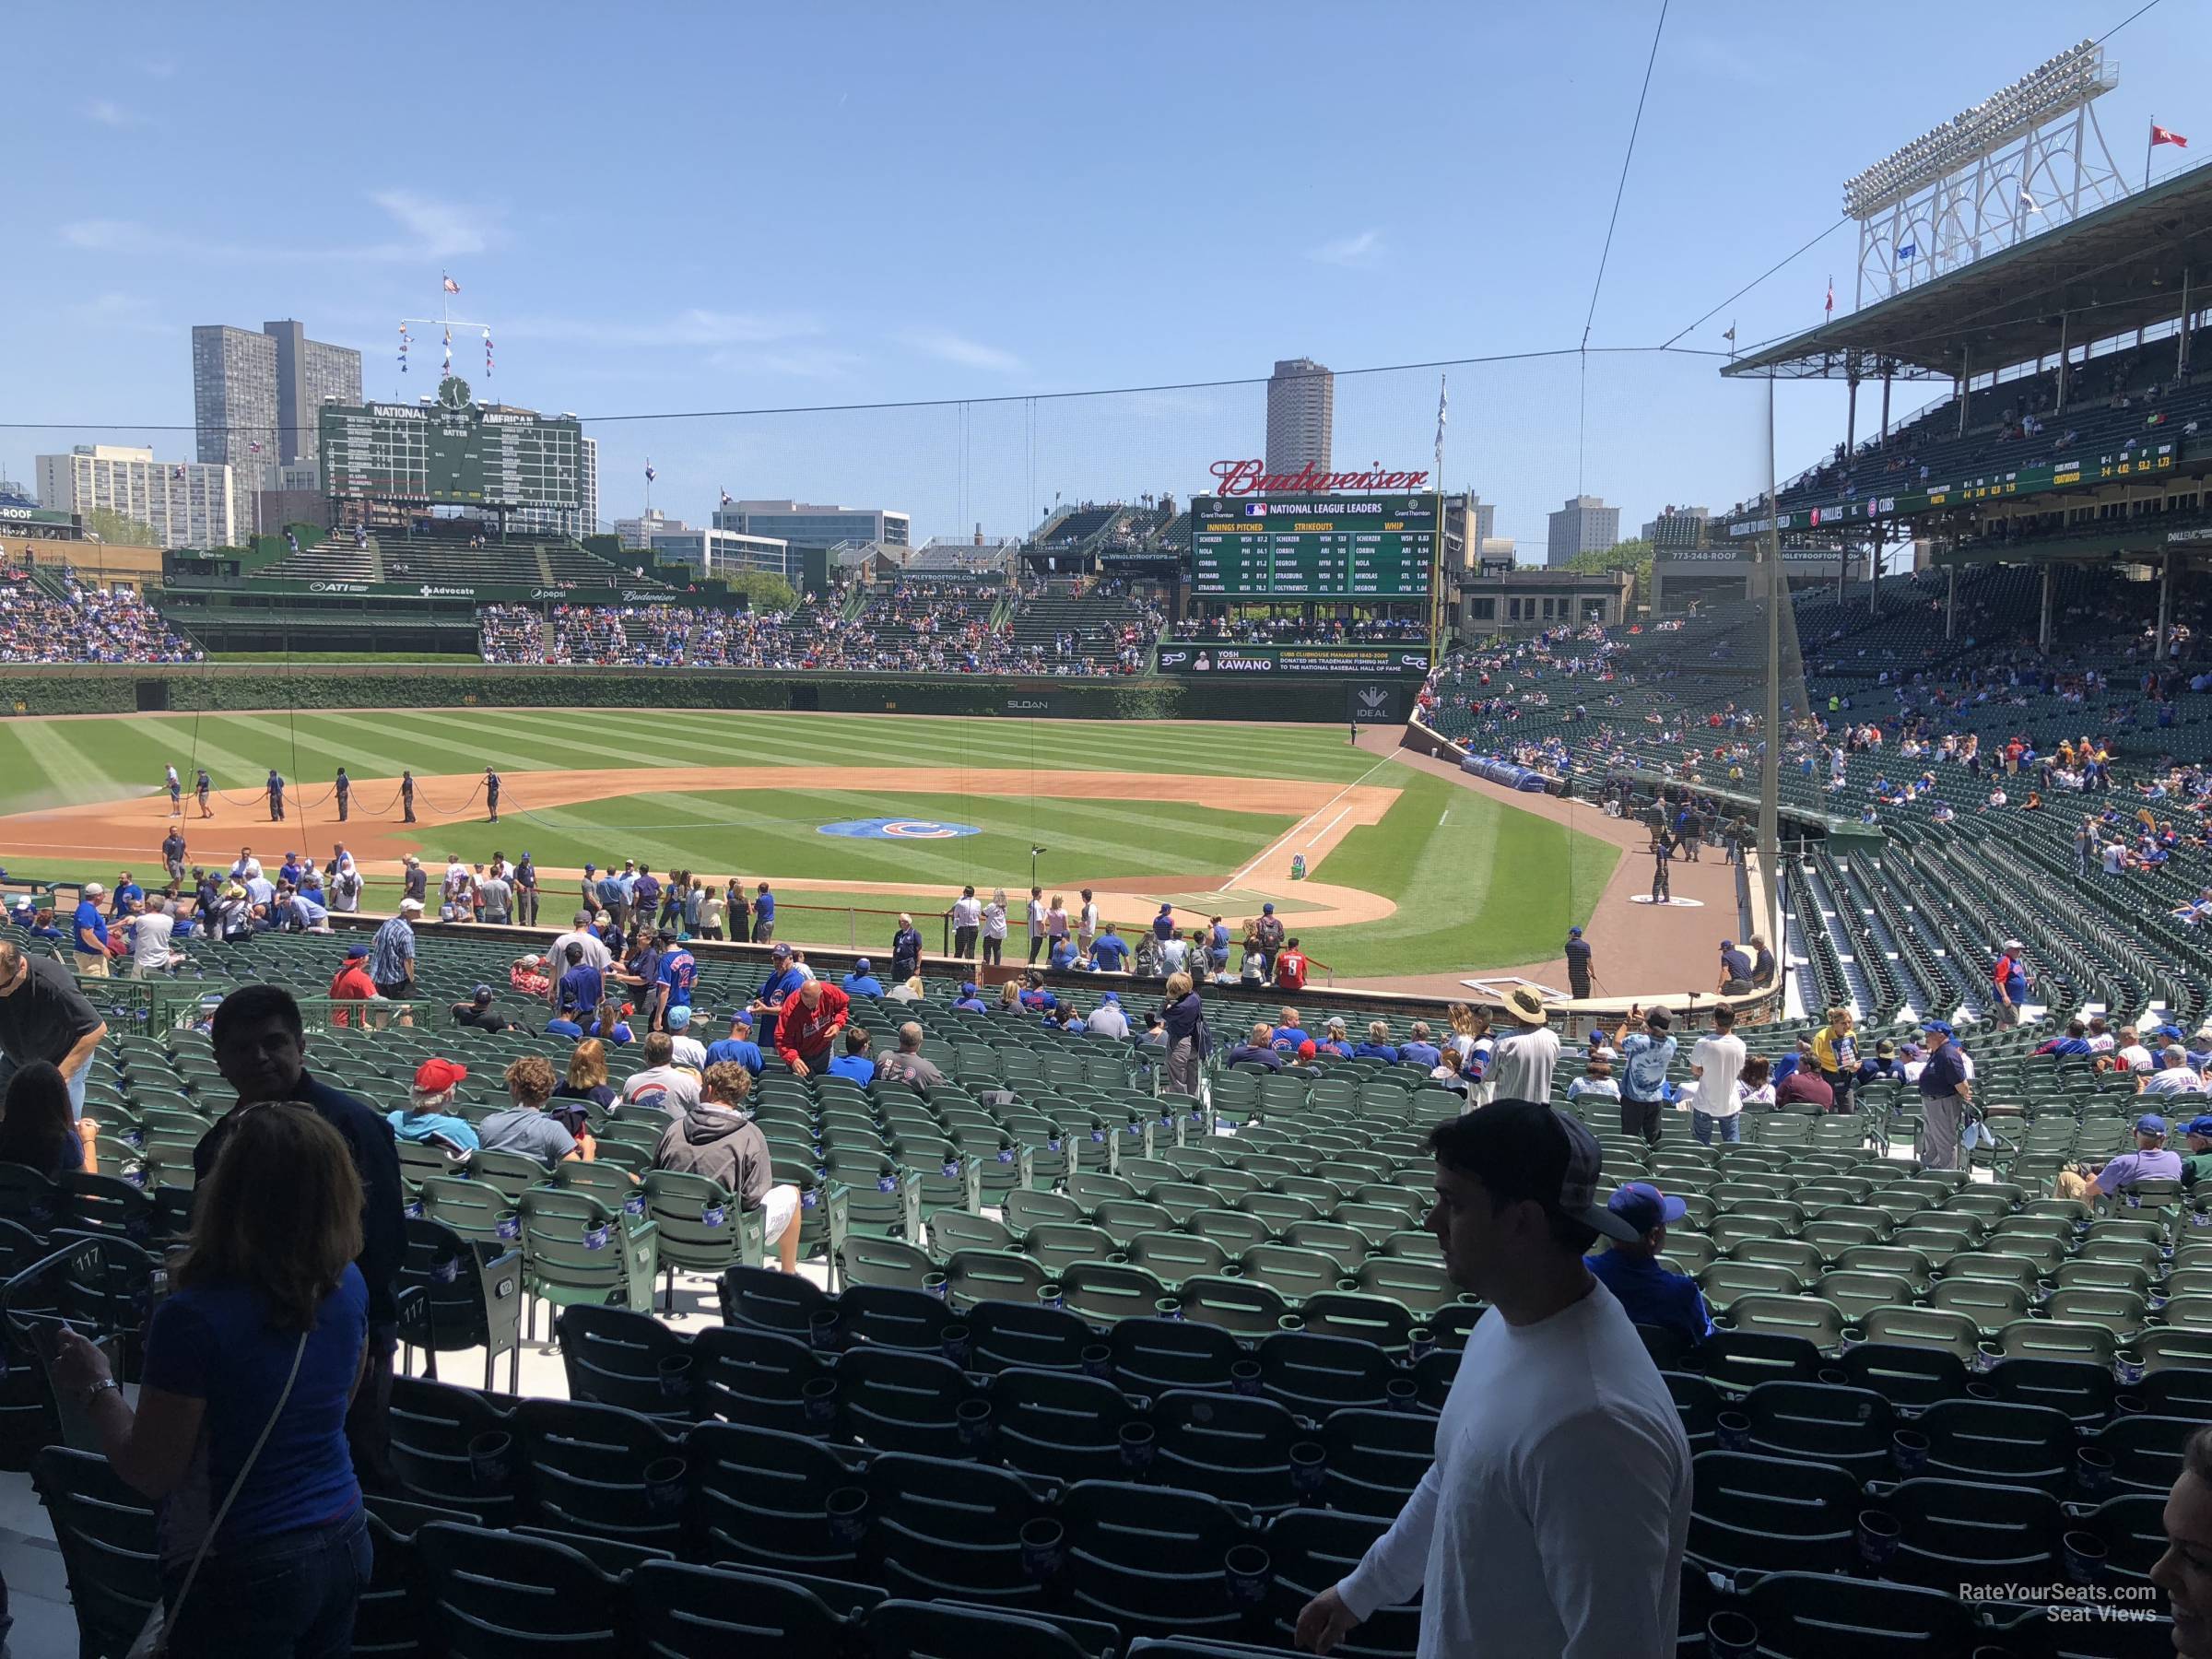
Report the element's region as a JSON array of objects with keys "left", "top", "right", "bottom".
[{"left": 1208, "top": 459, "right": 1431, "bottom": 496}]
